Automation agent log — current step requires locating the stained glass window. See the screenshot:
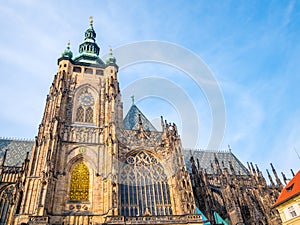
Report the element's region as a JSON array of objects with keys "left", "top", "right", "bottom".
[
  {"left": 76, "top": 106, "right": 84, "bottom": 122},
  {"left": 69, "top": 162, "right": 89, "bottom": 201},
  {"left": 119, "top": 151, "right": 172, "bottom": 216}
]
